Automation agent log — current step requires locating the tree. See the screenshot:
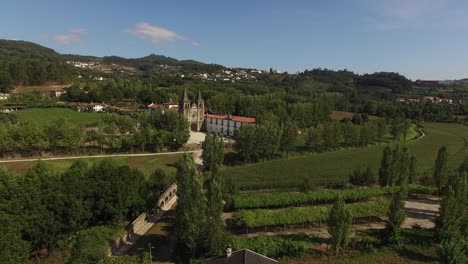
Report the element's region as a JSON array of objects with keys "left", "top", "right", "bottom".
[
  {"left": 349, "top": 167, "right": 375, "bottom": 186},
  {"left": 376, "top": 119, "right": 387, "bottom": 144},
  {"left": 175, "top": 153, "right": 207, "bottom": 260},
  {"left": 0, "top": 70, "right": 14, "bottom": 92},
  {"left": 434, "top": 146, "right": 449, "bottom": 193},
  {"left": 234, "top": 125, "right": 257, "bottom": 163},
  {"left": 379, "top": 146, "right": 393, "bottom": 187},
  {"left": 402, "top": 119, "right": 412, "bottom": 141},
  {"left": 202, "top": 133, "right": 224, "bottom": 171},
  {"left": 327, "top": 195, "right": 352, "bottom": 255},
  {"left": 438, "top": 173, "right": 467, "bottom": 263},
  {"left": 306, "top": 125, "right": 323, "bottom": 151},
  {"left": 280, "top": 121, "right": 297, "bottom": 158},
  {"left": 0, "top": 213, "right": 30, "bottom": 264},
  {"left": 201, "top": 173, "right": 226, "bottom": 257},
  {"left": 408, "top": 155, "right": 417, "bottom": 184},
  {"left": 386, "top": 185, "right": 408, "bottom": 244}
]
